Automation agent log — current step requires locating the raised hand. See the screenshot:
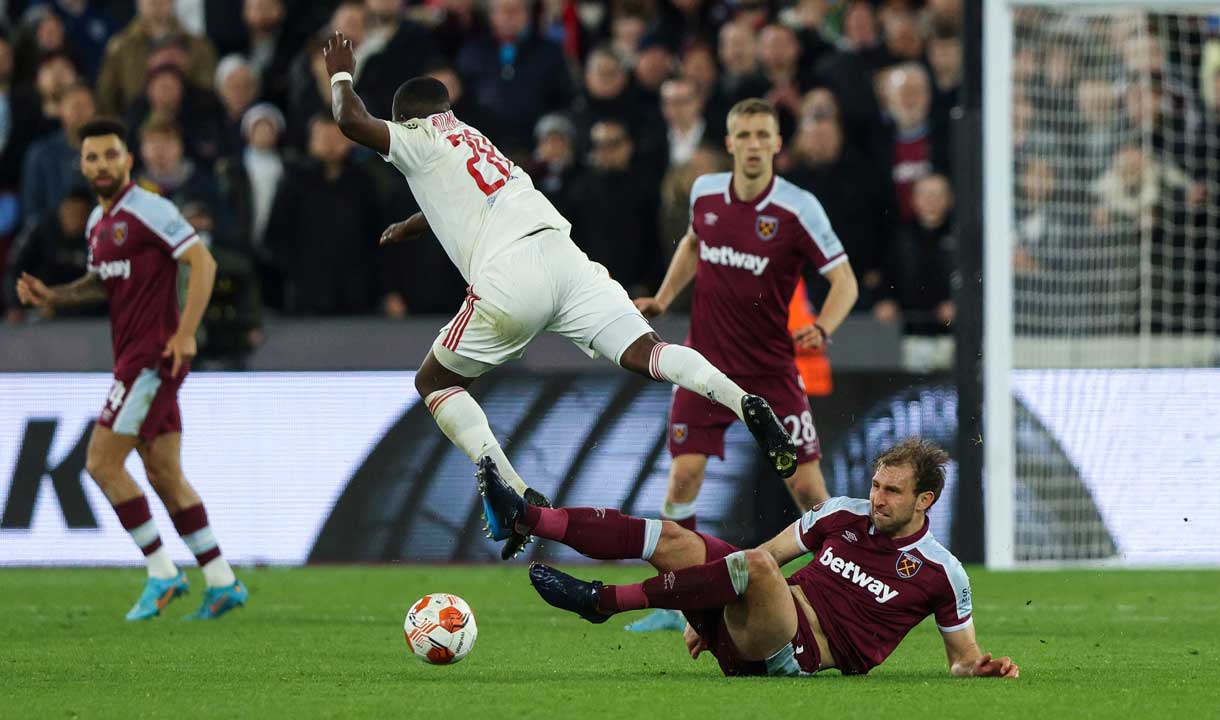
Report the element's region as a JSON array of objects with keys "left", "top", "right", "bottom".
[{"left": 322, "top": 31, "right": 356, "bottom": 77}]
